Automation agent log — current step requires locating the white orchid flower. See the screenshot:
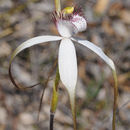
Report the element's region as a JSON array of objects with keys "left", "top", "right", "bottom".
[{"left": 9, "top": 6, "right": 117, "bottom": 130}]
